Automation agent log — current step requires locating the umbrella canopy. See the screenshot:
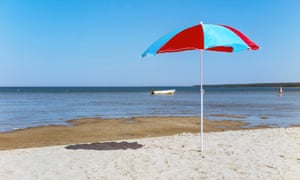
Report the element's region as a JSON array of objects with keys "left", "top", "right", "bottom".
[
  {"left": 141, "top": 23, "right": 259, "bottom": 57},
  {"left": 141, "top": 23, "right": 259, "bottom": 152}
]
